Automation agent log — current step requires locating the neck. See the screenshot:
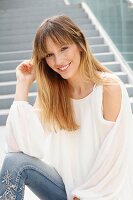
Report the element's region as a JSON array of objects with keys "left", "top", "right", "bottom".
[{"left": 67, "top": 76, "right": 95, "bottom": 99}]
